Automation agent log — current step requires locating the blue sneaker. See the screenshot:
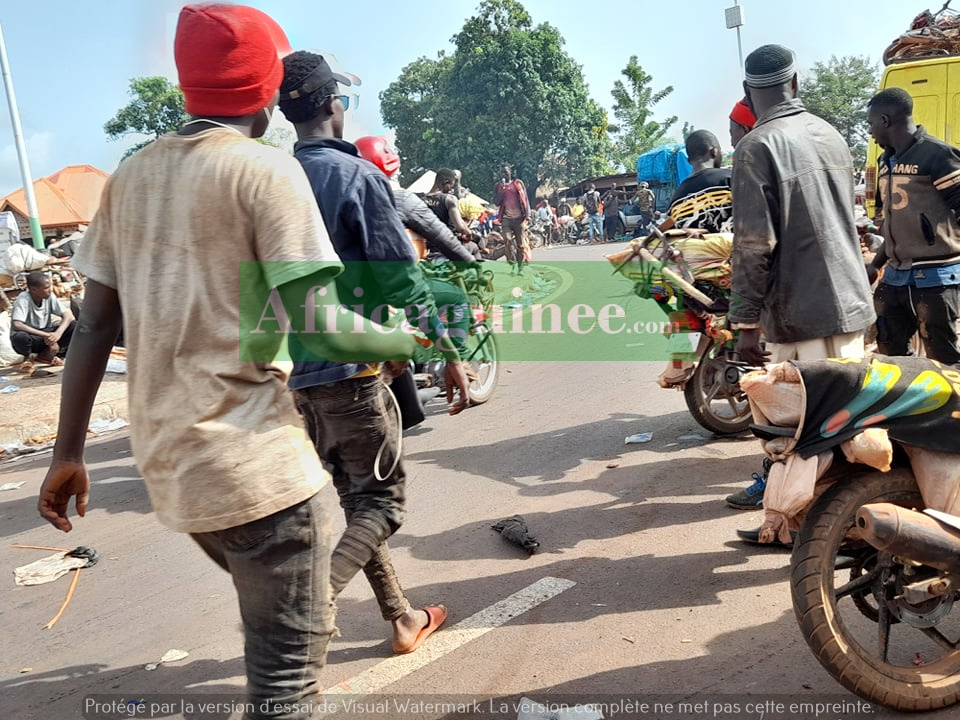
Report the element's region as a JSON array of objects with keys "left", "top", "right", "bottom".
[{"left": 725, "top": 458, "right": 773, "bottom": 510}]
